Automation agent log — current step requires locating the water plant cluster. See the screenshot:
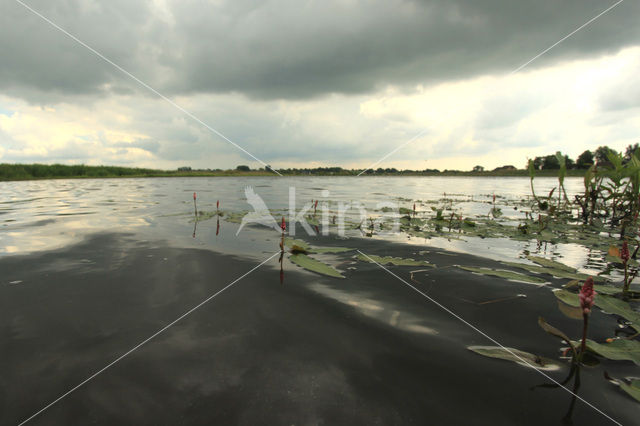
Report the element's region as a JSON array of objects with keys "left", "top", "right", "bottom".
[{"left": 186, "top": 185, "right": 639, "bottom": 411}]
